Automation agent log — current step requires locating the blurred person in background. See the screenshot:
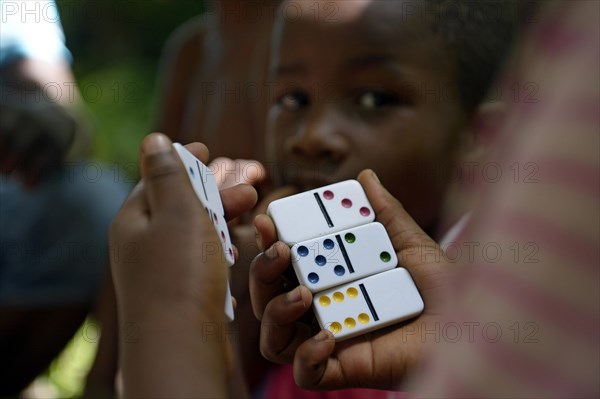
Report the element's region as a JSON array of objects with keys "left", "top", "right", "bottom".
[
  {"left": 154, "top": 0, "right": 282, "bottom": 394},
  {"left": 0, "top": 0, "right": 129, "bottom": 394}
]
